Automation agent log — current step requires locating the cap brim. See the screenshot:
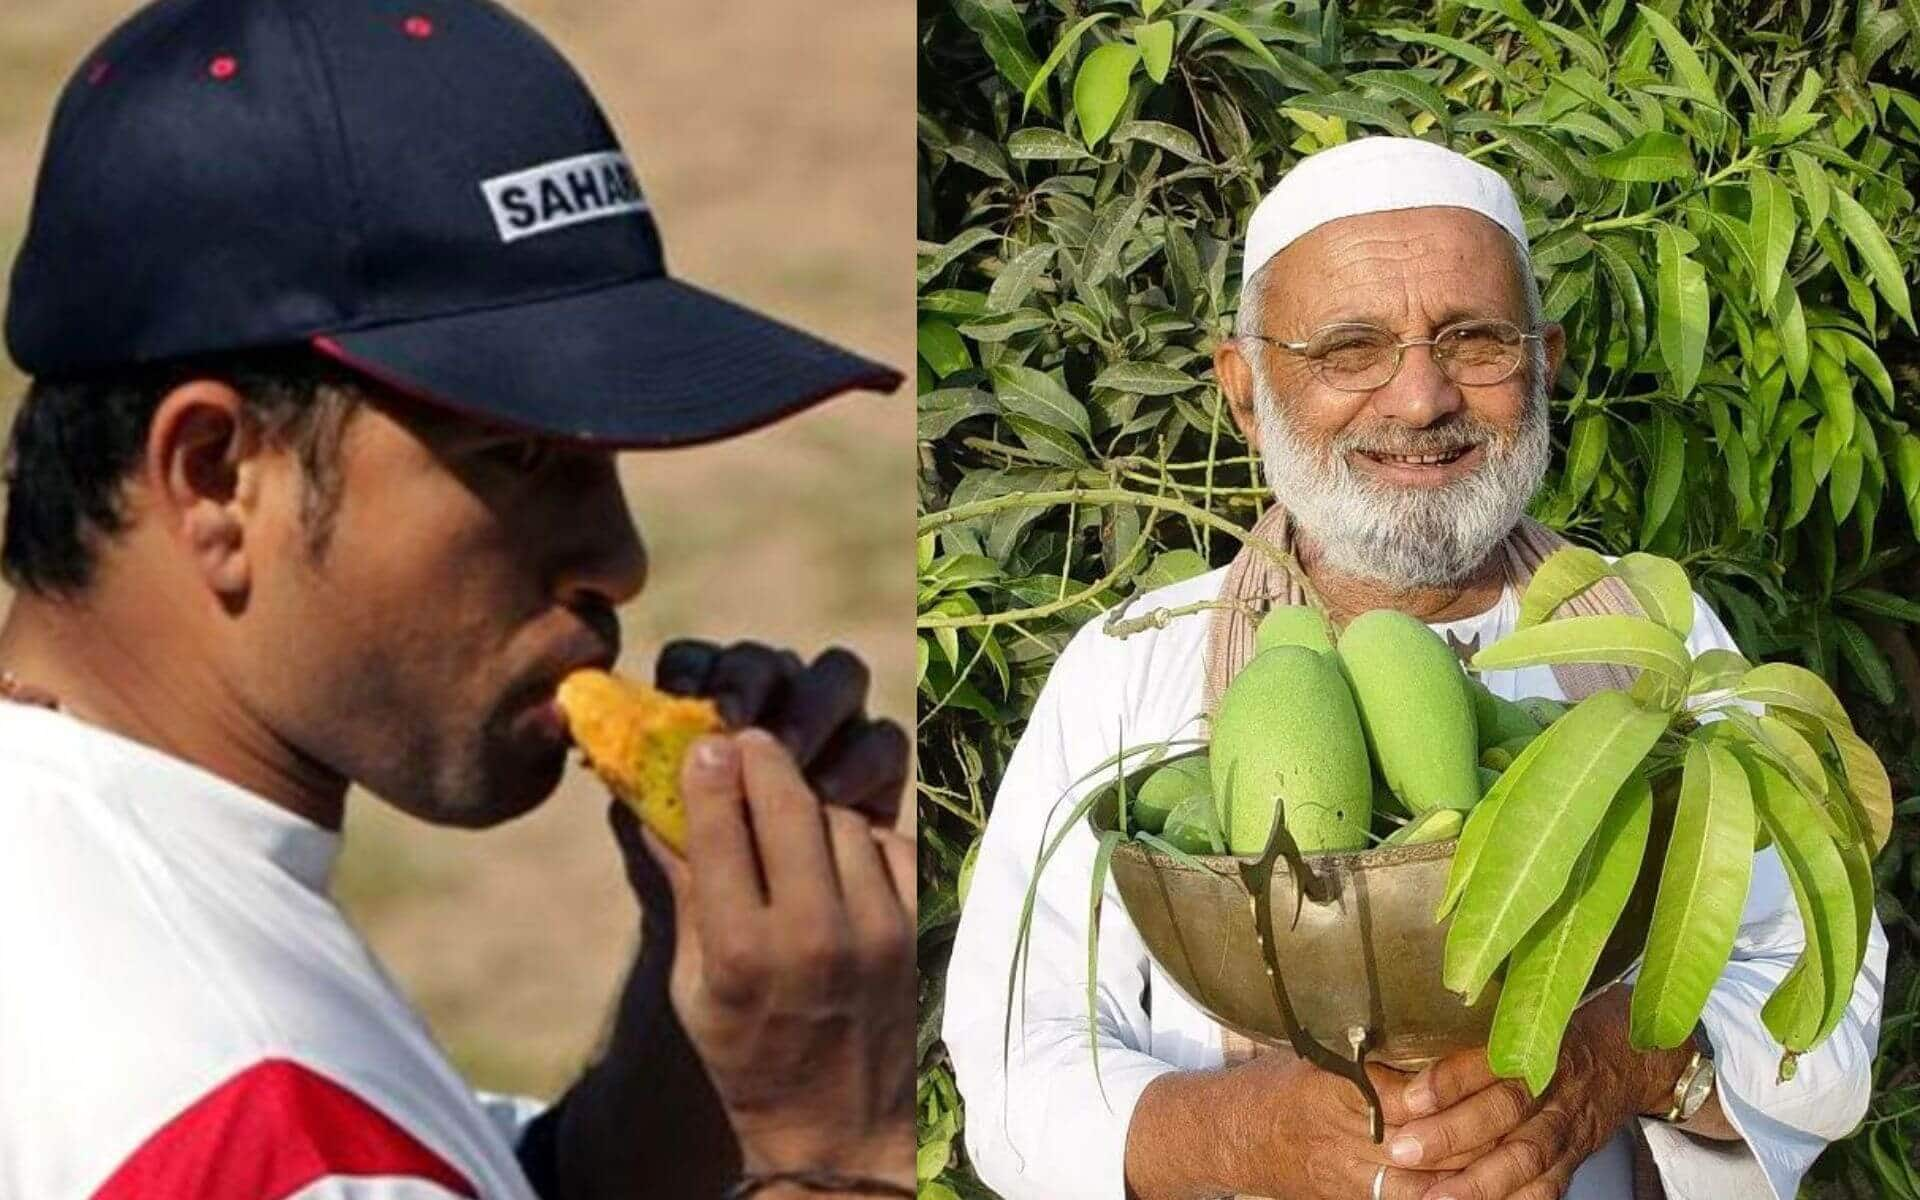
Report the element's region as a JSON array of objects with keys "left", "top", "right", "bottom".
[{"left": 311, "top": 276, "right": 902, "bottom": 449}]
